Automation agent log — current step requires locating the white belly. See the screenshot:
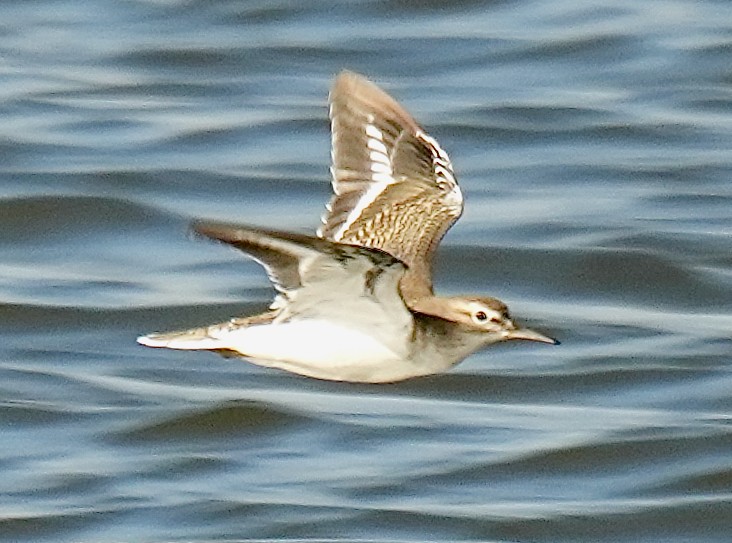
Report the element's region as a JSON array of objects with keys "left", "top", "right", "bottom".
[{"left": 216, "top": 319, "right": 417, "bottom": 383}]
